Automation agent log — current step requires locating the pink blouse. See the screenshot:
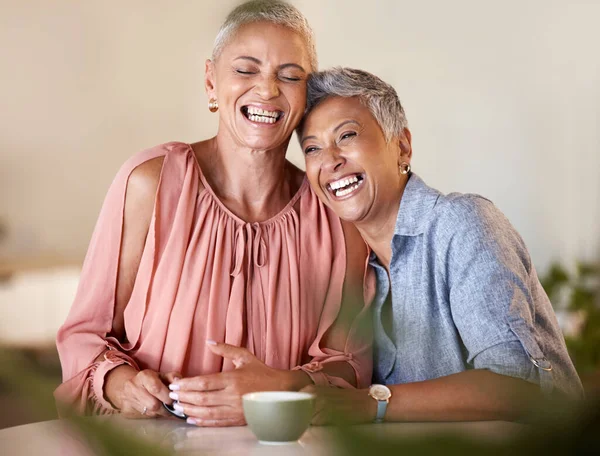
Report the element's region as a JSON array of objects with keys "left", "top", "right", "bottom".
[{"left": 55, "top": 142, "right": 372, "bottom": 414}]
